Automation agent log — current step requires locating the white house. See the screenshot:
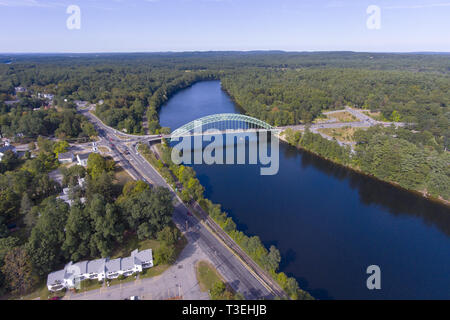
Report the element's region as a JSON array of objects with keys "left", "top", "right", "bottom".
[
  {"left": 76, "top": 153, "right": 90, "bottom": 167},
  {"left": 14, "top": 86, "right": 26, "bottom": 93},
  {"left": 56, "top": 177, "right": 86, "bottom": 207},
  {"left": 47, "top": 249, "right": 153, "bottom": 291}
]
